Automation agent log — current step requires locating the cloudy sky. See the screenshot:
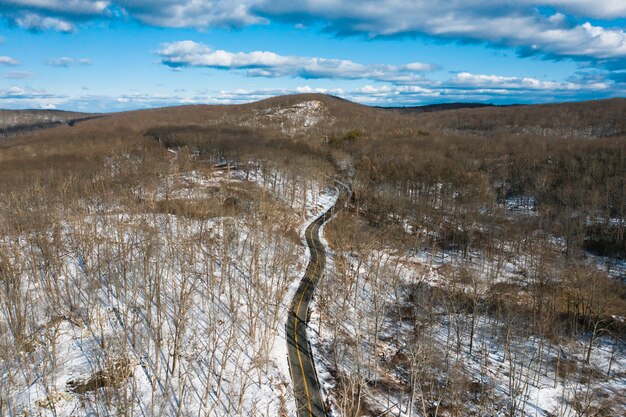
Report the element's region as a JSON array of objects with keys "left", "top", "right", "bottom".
[{"left": 0, "top": 0, "right": 624, "bottom": 111}]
